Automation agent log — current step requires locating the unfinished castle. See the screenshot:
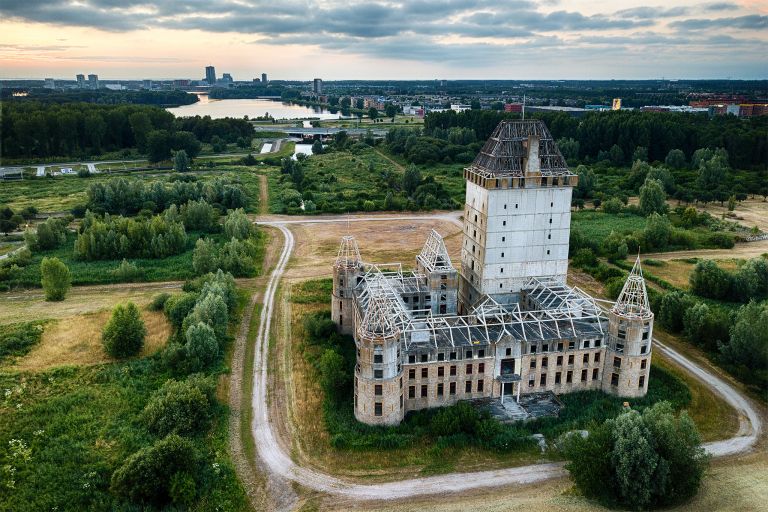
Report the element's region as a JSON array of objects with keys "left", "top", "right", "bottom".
[{"left": 331, "top": 120, "right": 654, "bottom": 426}]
